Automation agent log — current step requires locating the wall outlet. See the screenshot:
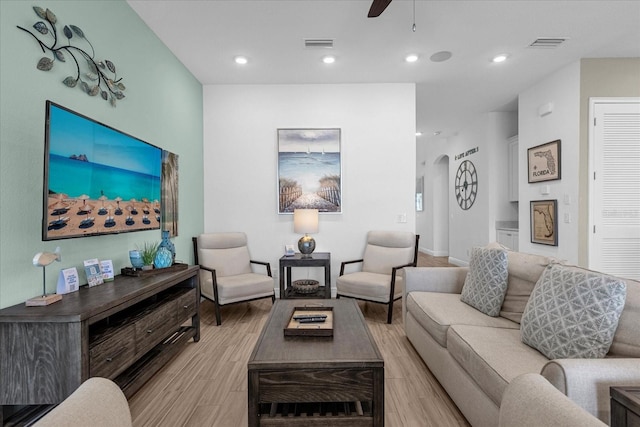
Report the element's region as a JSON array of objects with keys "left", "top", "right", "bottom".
[
  {"left": 397, "top": 213, "right": 407, "bottom": 223},
  {"left": 564, "top": 213, "right": 572, "bottom": 223}
]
